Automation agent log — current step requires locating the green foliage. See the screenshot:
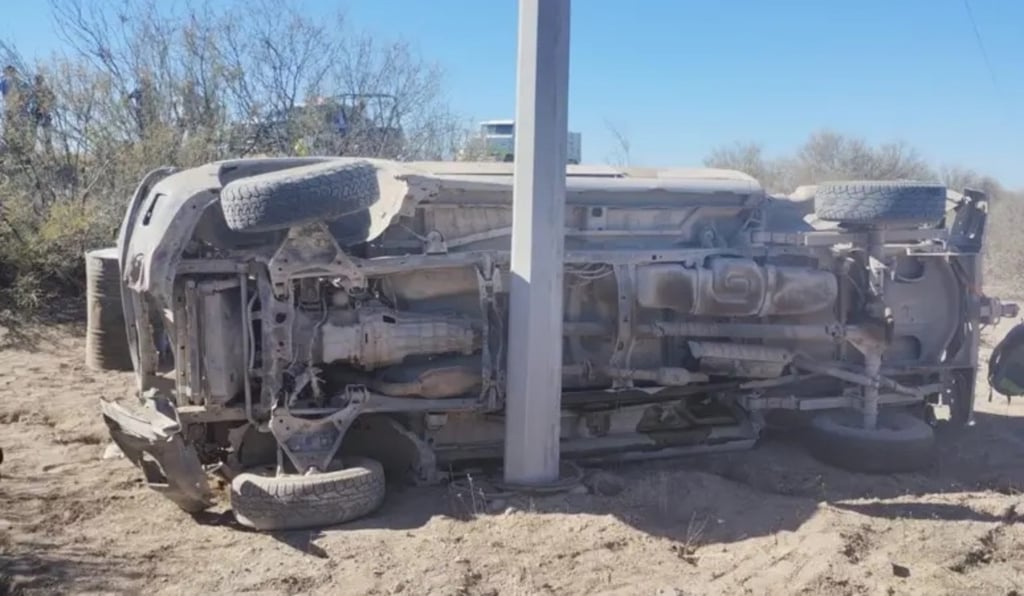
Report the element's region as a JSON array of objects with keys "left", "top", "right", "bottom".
[{"left": 0, "top": 0, "right": 466, "bottom": 314}]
